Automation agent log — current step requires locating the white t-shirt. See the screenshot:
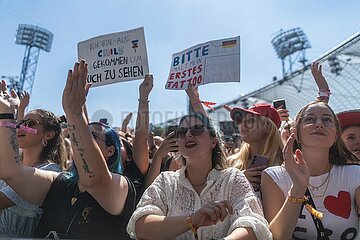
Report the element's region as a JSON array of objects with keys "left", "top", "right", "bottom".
[{"left": 264, "top": 165, "right": 360, "bottom": 240}]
